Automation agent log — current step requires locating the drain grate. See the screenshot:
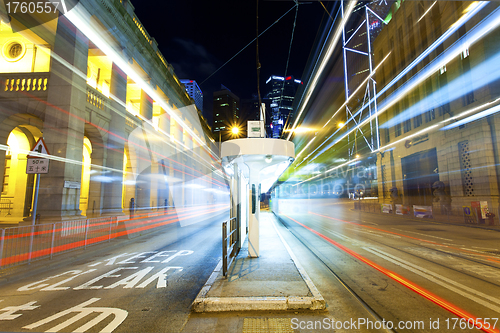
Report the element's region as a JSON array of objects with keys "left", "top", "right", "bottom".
[{"left": 243, "top": 318, "right": 294, "bottom": 333}]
